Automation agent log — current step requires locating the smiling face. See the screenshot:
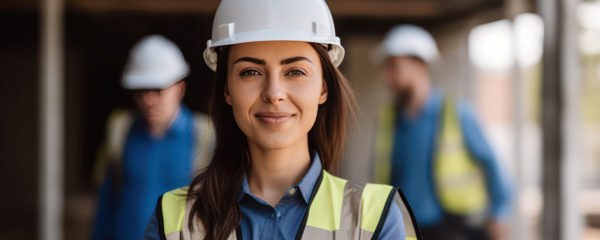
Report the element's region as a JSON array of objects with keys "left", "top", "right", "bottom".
[{"left": 225, "top": 41, "right": 328, "bottom": 150}]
